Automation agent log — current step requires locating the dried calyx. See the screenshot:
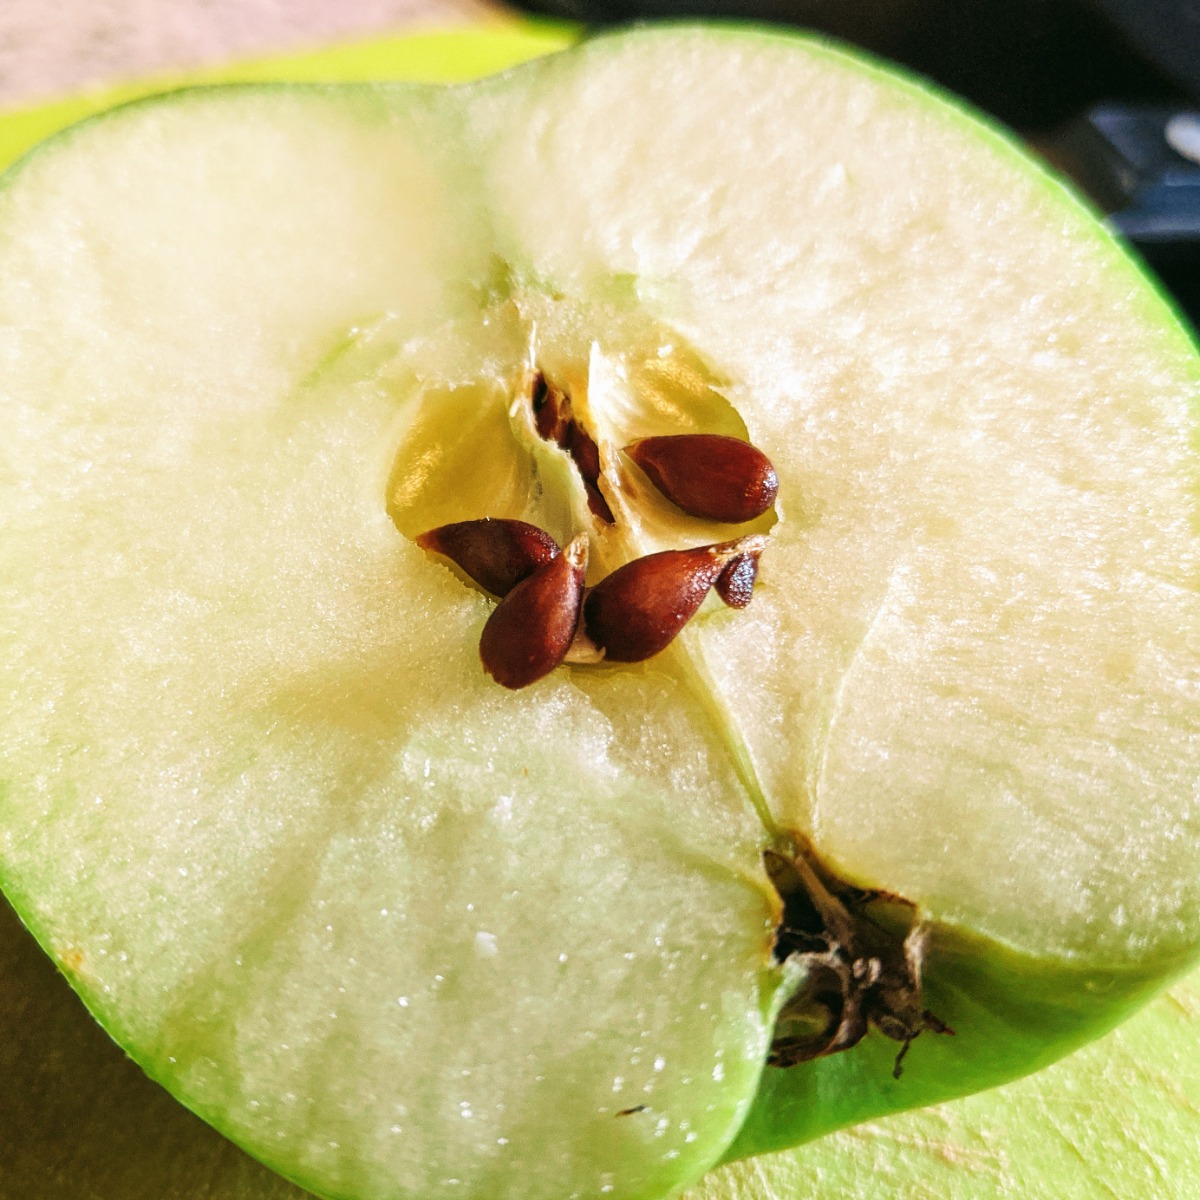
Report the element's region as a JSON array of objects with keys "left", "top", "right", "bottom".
[{"left": 765, "top": 841, "right": 953, "bottom": 1078}]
